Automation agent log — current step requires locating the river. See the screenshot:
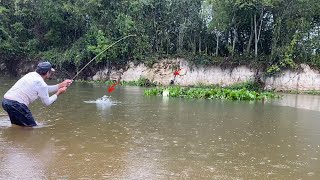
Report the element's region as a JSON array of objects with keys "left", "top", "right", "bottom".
[{"left": 0, "top": 78, "right": 320, "bottom": 179}]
